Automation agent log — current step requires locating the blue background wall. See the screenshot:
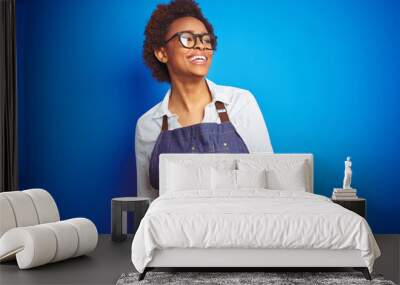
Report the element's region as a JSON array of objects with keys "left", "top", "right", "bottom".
[{"left": 16, "top": 0, "right": 400, "bottom": 234}]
